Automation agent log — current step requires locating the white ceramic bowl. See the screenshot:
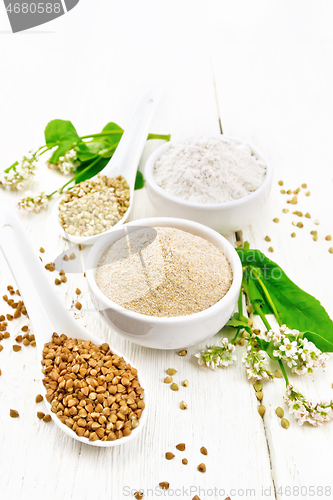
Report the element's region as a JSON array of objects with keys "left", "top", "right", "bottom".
[
  {"left": 86, "top": 217, "right": 242, "bottom": 349},
  {"left": 144, "top": 135, "right": 273, "bottom": 234}
]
